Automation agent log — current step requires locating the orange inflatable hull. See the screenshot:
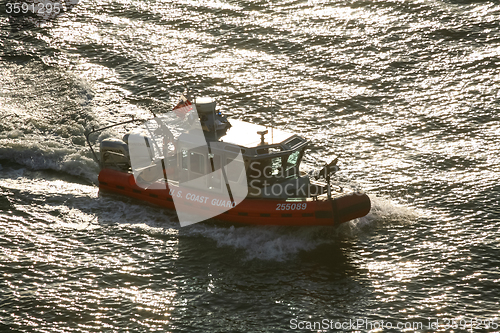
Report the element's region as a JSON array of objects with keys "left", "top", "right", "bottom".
[{"left": 98, "top": 168, "right": 371, "bottom": 226}]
